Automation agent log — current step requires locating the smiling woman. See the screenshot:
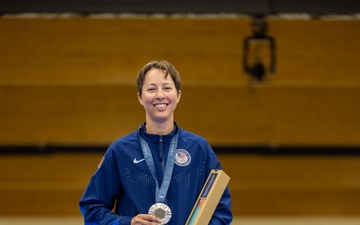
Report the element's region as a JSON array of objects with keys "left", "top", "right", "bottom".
[
  {"left": 137, "top": 62, "right": 181, "bottom": 135},
  {"left": 79, "top": 60, "right": 233, "bottom": 225}
]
